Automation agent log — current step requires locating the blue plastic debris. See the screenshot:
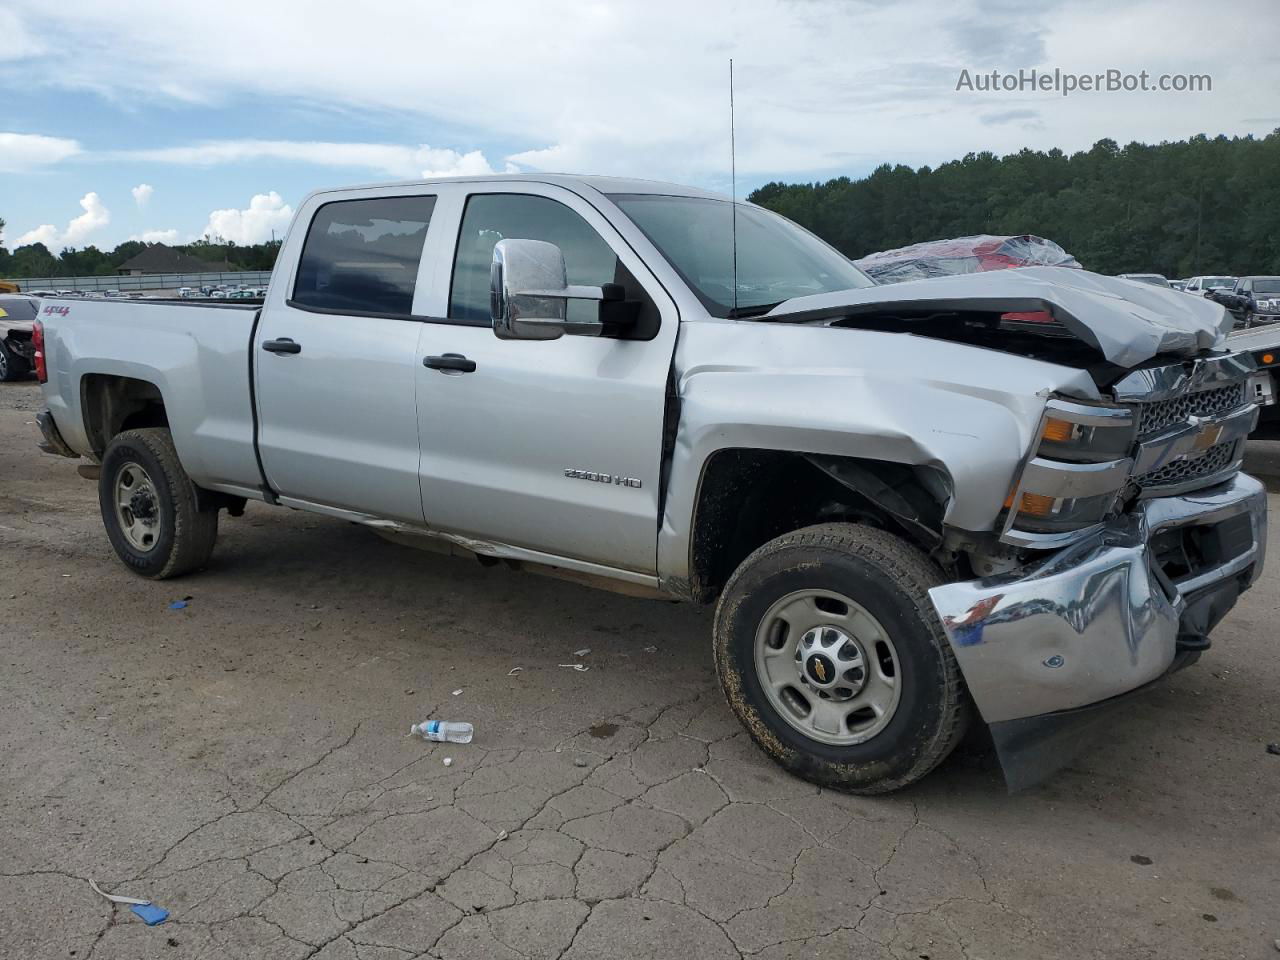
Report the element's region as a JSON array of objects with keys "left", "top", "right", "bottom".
[
  {"left": 131, "top": 903, "right": 169, "bottom": 925},
  {"left": 168, "top": 600, "right": 188, "bottom": 610},
  {"left": 88, "top": 878, "right": 170, "bottom": 926}
]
